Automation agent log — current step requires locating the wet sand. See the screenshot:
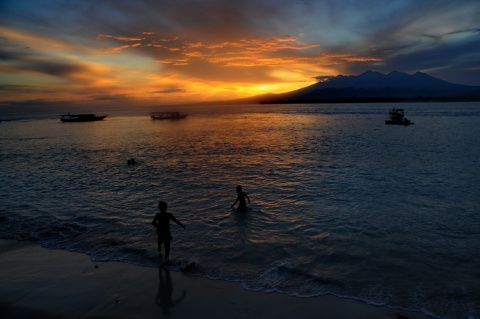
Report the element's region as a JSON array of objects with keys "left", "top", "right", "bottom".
[{"left": 0, "top": 239, "right": 433, "bottom": 319}]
